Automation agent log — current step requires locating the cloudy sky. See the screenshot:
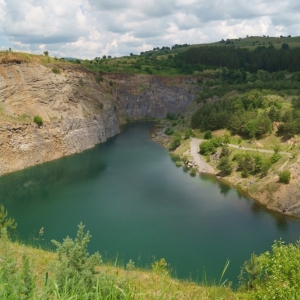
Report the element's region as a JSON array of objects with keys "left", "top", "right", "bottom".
[{"left": 0, "top": 0, "right": 299, "bottom": 59}]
